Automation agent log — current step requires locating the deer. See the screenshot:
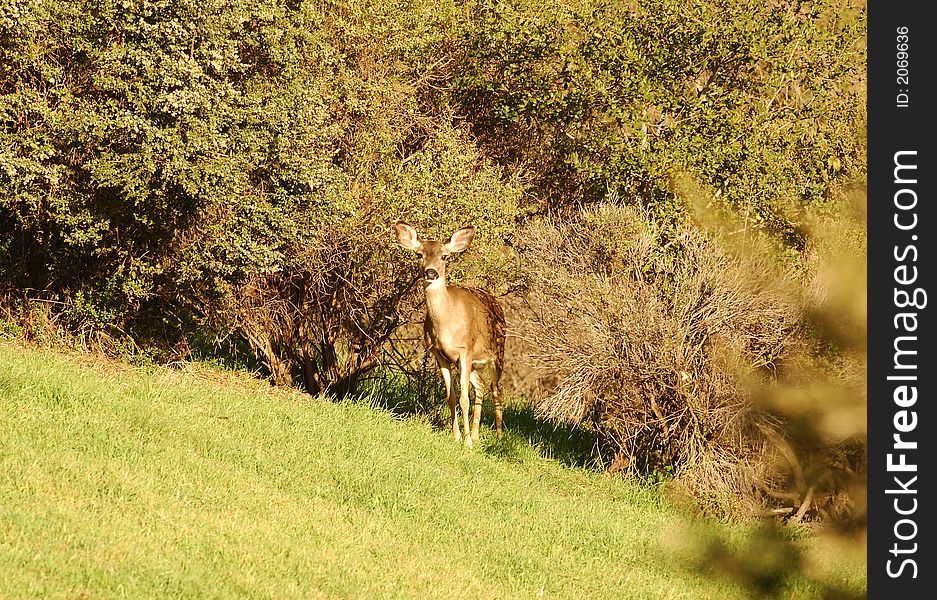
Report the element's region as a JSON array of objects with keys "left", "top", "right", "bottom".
[{"left": 393, "top": 220, "right": 506, "bottom": 449}]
